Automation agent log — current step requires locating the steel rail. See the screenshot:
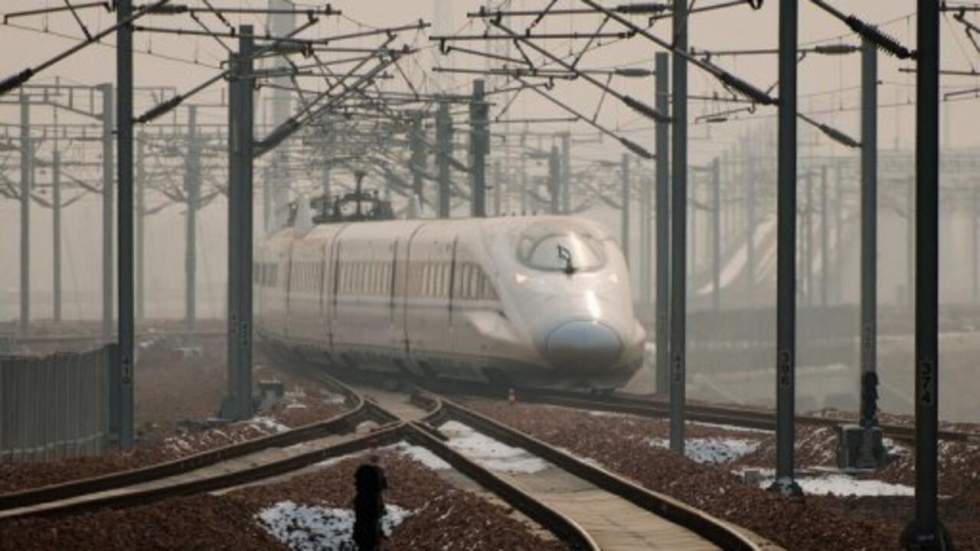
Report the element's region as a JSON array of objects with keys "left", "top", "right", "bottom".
[
  {"left": 416, "top": 378, "right": 980, "bottom": 444},
  {"left": 434, "top": 396, "right": 764, "bottom": 551},
  {"left": 0, "top": 372, "right": 373, "bottom": 513},
  {"left": 517, "top": 387, "right": 980, "bottom": 444},
  {"left": 0, "top": 364, "right": 600, "bottom": 551}
]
